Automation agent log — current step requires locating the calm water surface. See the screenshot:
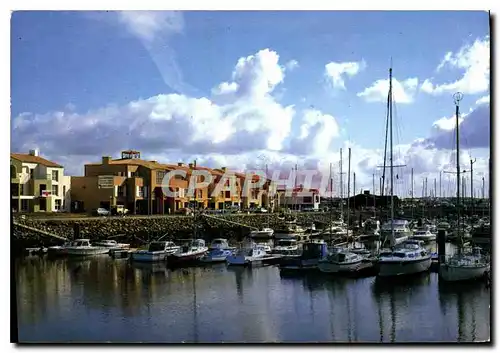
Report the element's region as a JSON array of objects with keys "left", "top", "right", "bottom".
[{"left": 15, "top": 256, "right": 490, "bottom": 343}]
